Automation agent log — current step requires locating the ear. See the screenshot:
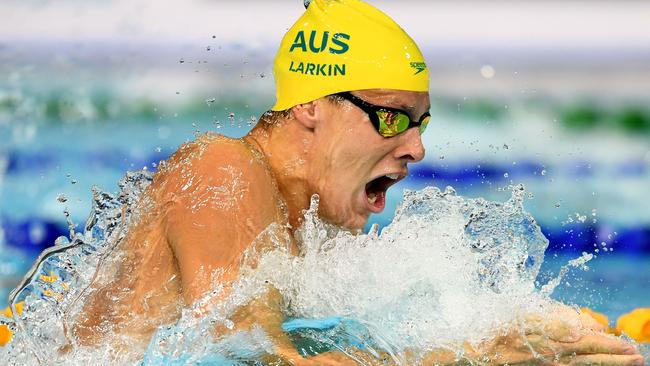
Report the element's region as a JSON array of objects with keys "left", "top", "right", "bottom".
[{"left": 290, "top": 101, "right": 320, "bottom": 130}]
